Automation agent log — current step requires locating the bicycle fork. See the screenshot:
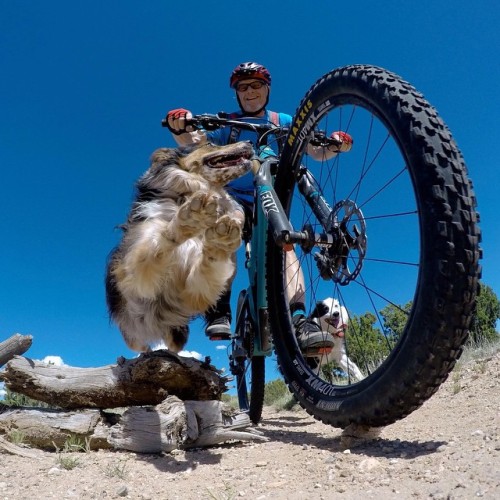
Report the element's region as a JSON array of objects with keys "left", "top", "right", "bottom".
[
  {"left": 254, "top": 159, "right": 337, "bottom": 250},
  {"left": 254, "top": 159, "right": 366, "bottom": 286}
]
